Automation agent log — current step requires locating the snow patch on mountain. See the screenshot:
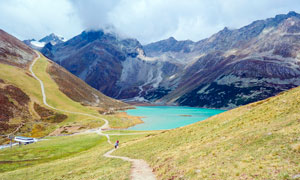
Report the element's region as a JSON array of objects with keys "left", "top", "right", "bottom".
[{"left": 31, "top": 41, "right": 45, "bottom": 48}]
